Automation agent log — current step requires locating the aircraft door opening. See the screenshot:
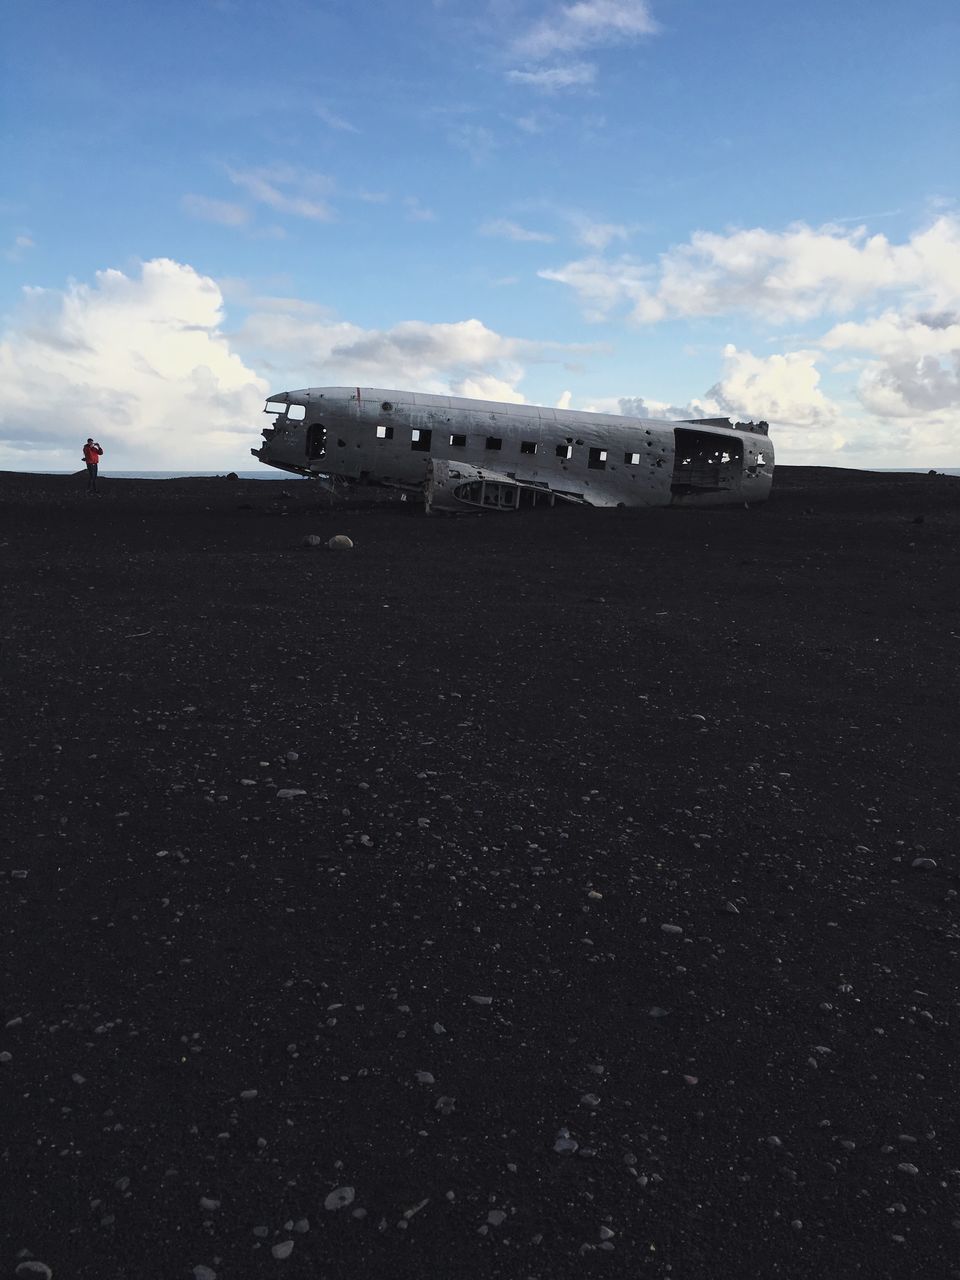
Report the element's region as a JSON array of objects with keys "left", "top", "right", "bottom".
[
  {"left": 671, "top": 429, "right": 742, "bottom": 494},
  {"left": 306, "top": 423, "right": 327, "bottom": 460}
]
